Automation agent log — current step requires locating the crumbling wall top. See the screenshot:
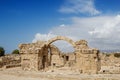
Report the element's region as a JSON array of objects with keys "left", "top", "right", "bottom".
[
  {"left": 19, "top": 40, "right": 46, "bottom": 54},
  {"left": 75, "top": 40, "right": 89, "bottom": 49}
]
